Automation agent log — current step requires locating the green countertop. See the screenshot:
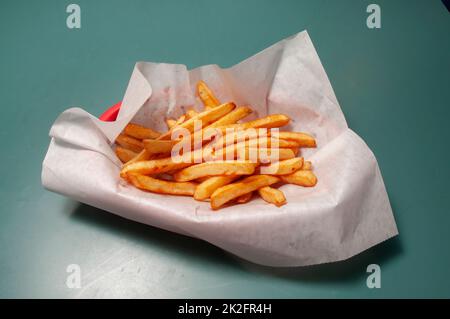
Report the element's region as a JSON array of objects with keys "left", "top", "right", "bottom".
[{"left": 1, "top": 0, "right": 449, "bottom": 298}]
